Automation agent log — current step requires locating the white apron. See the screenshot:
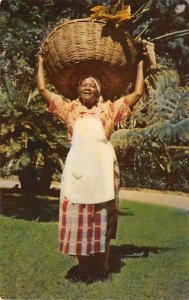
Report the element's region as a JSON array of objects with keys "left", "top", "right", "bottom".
[{"left": 62, "top": 116, "right": 116, "bottom": 204}]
